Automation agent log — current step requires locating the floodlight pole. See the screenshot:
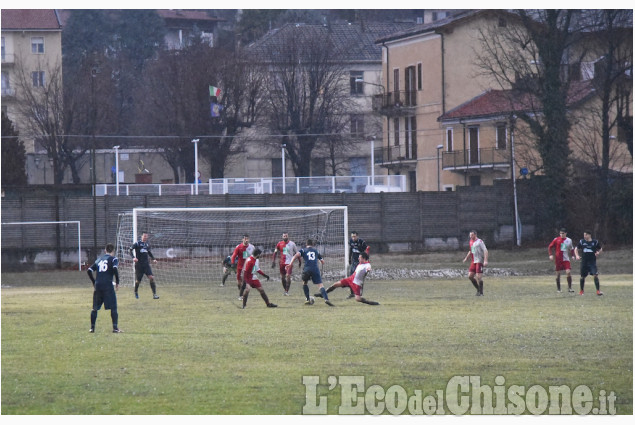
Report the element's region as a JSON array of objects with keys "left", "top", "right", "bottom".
[
  {"left": 113, "top": 145, "right": 120, "bottom": 196},
  {"left": 281, "top": 144, "right": 286, "bottom": 194},
  {"left": 192, "top": 138, "right": 200, "bottom": 195}
]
